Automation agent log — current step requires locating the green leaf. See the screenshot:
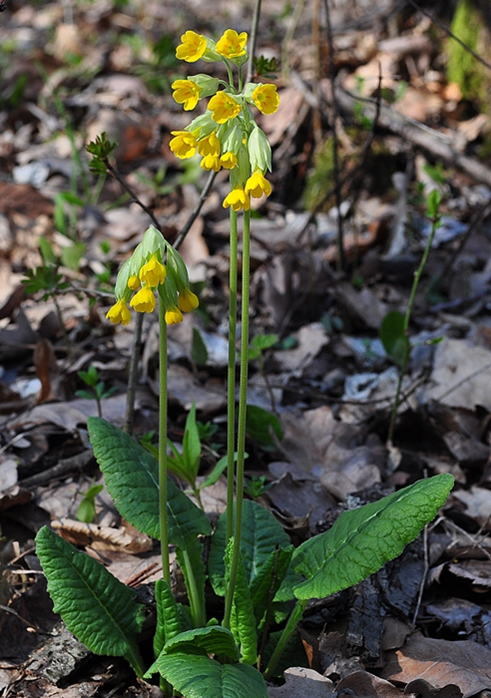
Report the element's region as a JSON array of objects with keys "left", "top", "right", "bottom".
[
  {"left": 176, "top": 535, "right": 207, "bottom": 628},
  {"left": 35, "top": 527, "right": 145, "bottom": 674},
  {"left": 153, "top": 578, "right": 182, "bottom": 658},
  {"left": 246, "top": 405, "right": 282, "bottom": 449},
  {"left": 38, "top": 238, "right": 57, "bottom": 266},
  {"left": 61, "top": 242, "right": 85, "bottom": 271},
  {"left": 427, "top": 189, "right": 442, "bottom": 217},
  {"left": 198, "top": 455, "right": 229, "bottom": 490},
  {"left": 192, "top": 327, "right": 208, "bottom": 366},
  {"left": 292, "top": 474, "right": 454, "bottom": 600},
  {"left": 225, "top": 539, "right": 257, "bottom": 665},
  {"left": 88, "top": 417, "right": 210, "bottom": 545},
  {"left": 162, "top": 626, "right": 239, "bottom": 661},
  {"left": 380, "top": 310, "right": 408, "bottom": 366},
  {"left": 148, "top": 653, "right": 268, "bottom": 698},
  {"left": 249, "top": 333, "right": 279, "bottom": 361},
  {"left": 209, "top": 500, "right": 291, "bottom": 596},
  {"left": 249, "top": 545, "right": 294, "bottom": 624},
  {"left": 183, "top": 403, "right": 201, "bottom": 482}
]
